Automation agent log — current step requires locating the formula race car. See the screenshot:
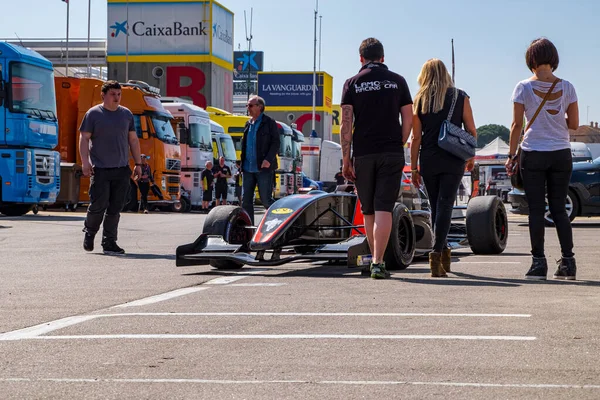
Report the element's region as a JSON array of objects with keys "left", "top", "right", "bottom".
[{"left": 176, "top": 175, "right": 509, "bottom": 270}]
